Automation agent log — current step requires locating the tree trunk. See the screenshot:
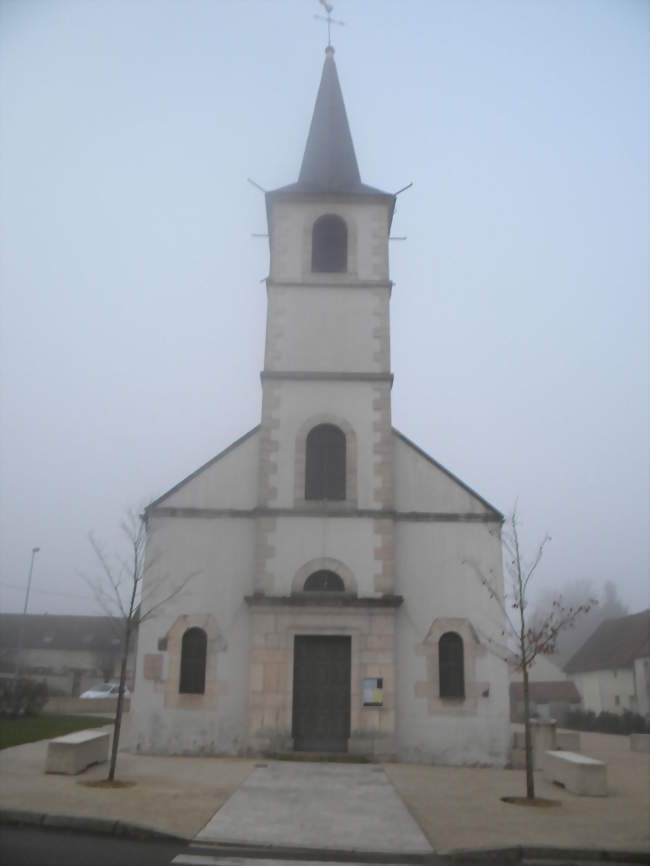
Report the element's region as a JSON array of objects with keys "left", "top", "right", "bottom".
[
  {"left": 522, "top": 660, "right": 535, "bottom": 799},
  {"left": 108, "top": 625, "right": 131, "bottom": 782}
]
